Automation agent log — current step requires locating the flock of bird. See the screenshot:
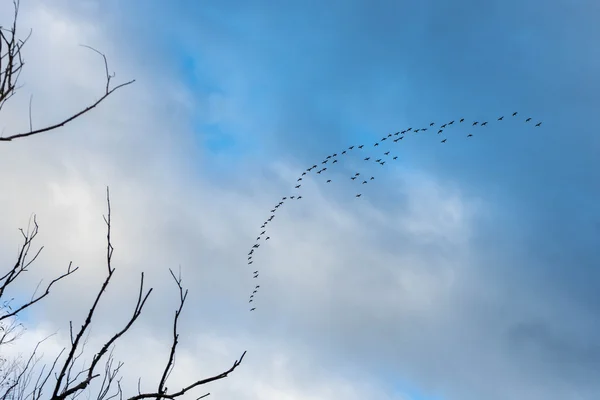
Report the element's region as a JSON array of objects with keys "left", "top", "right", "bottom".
[{"left": 245, "top": 113, "right": 542, "bottom": 311}]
